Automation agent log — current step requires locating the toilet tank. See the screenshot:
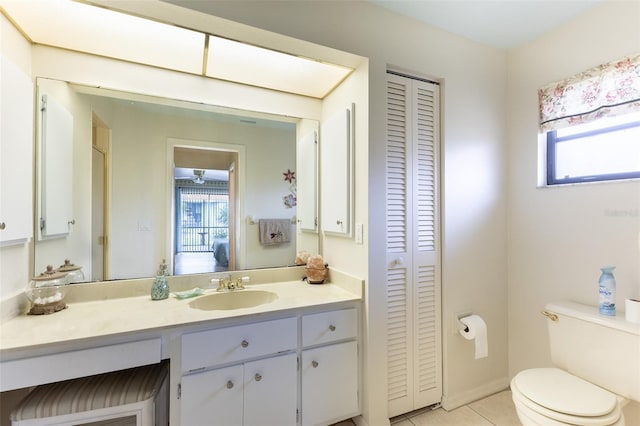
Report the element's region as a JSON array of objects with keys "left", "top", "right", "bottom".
[{"left": 545, "top": 301, "right": 640, "bottom": 401}]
